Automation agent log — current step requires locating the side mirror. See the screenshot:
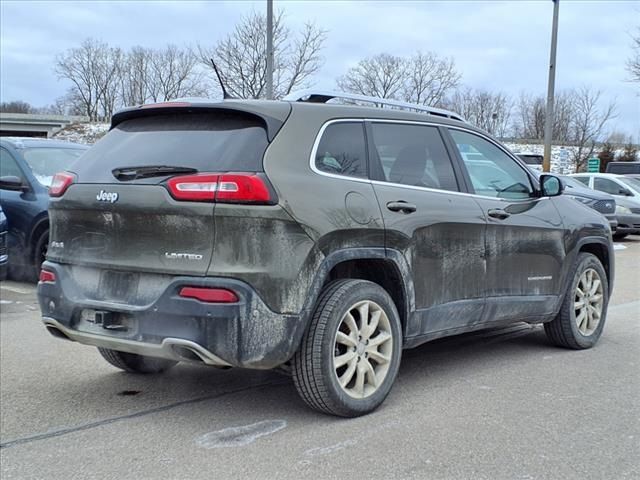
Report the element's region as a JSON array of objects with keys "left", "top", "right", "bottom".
[
  {"left": 540, "top": 174, "right": 563, "bottom": 197},
  {"left": 0, "top": 176, "right": 28, "bottom": 192},
  {"left": 618, "top": 188, "right": 632, "bottom": 196}
]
